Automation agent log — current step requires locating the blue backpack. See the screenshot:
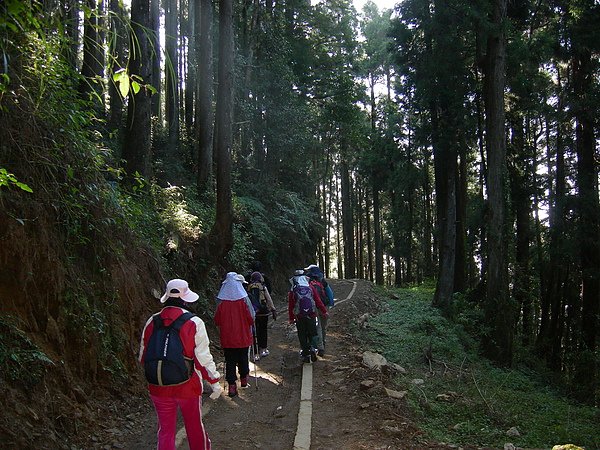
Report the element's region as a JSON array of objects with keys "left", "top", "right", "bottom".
[
  {"left": 293, "top": 285, "right": 316, "bottom": 318},
  {"left": 325, "top": 283, "right": 335, "bottom": 307},
  {"left": 144, "top": 312, "right": 195, "bottom": 386}
]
